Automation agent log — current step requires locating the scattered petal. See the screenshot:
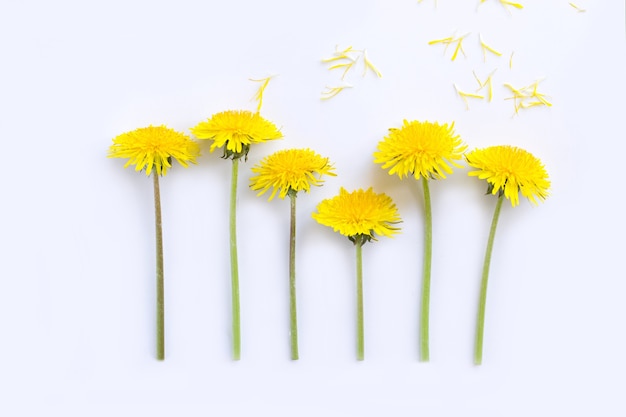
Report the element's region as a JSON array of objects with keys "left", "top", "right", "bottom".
[
  {"left": 479, "top": 34, "right": 502, "bottom": 62},
  {"left": 455, "top": 84, "right": 485, "bottom": 110},
  {"left": 429, "top": 33, "right": 470, "bottom": 61},
  {"left": 500, "top": 0, "right": 523, "bottom": 10},
  {"left": 249, "top": 76, "right": 276, "bottom": 113},
  {"left": 569, "top": 2, "right": 586, "bottom": 12},
  {"left": 321, "top": 85, "right": 353, "bottom": 100},
  {"left": 503, "top": 80, "right": 552, "bottom": 114},
  {"left": 474, "top": 70, "right": 497, "bottom": 102},
  {"left": 363, "top": 50, "right": 383, "bottom": 78}
]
